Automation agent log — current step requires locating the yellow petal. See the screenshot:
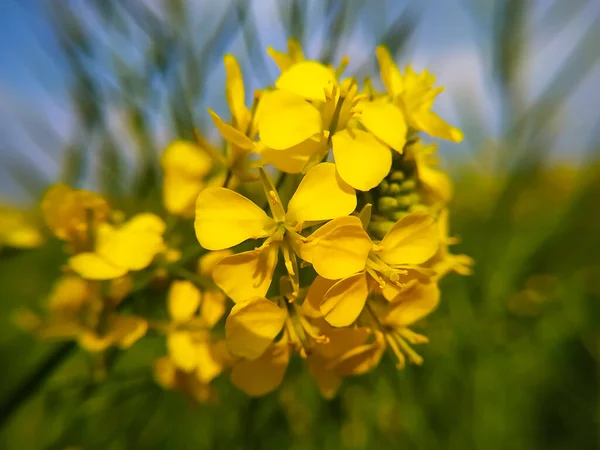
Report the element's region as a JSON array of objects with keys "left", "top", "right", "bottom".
[
  {"left": 230, "top": 338, "right": 289, "bottom": 396},
  {"left": 225, "top": 297, "right": 287, "bottom": 360},
  {"left": 195, "top": 340, "right": 225, "bottom": 383},
  {"left": 413, "top": 110, "right": 463, "bottom": 143},
  {"left": 286, "top": 162, "right": 356, "bottom": 225},
  {"left": 307, "top": 353, "right": 342, "bottom": 399},
  {"left": 314, "top": 321, "right": 371, "bottom": 359},
  {"left": 320, "top": 272, "right": 369, "bottom": 327},
  {"left": 122, "top": 213, "right": 166, "bottom": 234},
  {"left": 305, "top": 216, "right": 372, "bottom": 280},
  {"left": 418, "top": 160, "right": 453, "bottom": 204},
  {"left": 275, "top": 61, "right": 335, "bottom": 102},
  {"left": 168, "top": 331, "right": 198, "bottom": 372},
  {"left": 112, "top": 315, "right": 148, "bottom": 349},
  {"left": 208, "top": 108, "right": 254, "bottom": 150},
  {"left": 301, "top": 276, "right": 336, "bottom": 319},
  {"left": 267, "top": 46, "right": 293, "bottom": 71},
  {"left": 224, "top": 54, "right": 251, "bottom": 131},
  {"left": 48, "top": 276, "right": 89, "bottom": 312},
  {"left": 377, "top": 212, "right": 439, "bottom": 265},
  {"left": 69, "top": 253, "right": 127, "bottom": 280},
  {"left": 287, "top": 38, "right": 305, "bottom": 62},
  {"left": 97, "top": 227, "right": 164, "bottom": 272},
  {"left": 383, "top": 282, "right": 440, "bottom": 326},
  {"left": 40, "top": 183, "right": 76, "bottom": 239},
  {"left": 78, "top": 331, "right": 112, "bottom": 352},
  {"left": 259, "top": 90, "right": 323, "bottom": 150},
  {"left": 212, "top": 245, "right": 279, "bottom": 304},
  {"left": 153, "top": 356, "right": 177, "bottom": 389},
  {"left": 168, "top": 280, "right": 201, "bottom": 322},
  {"left": 195, "top": 187, "right": 276, "bottom": 250},
  {"left": 163, "top": 174, "right": 204, "bottom": 217},
  {"left": 358, "top": 99, "right": 407, "bottom": 151},
  {"left": 330, "top": 330, "right": 385, "bottom": 376},
  {"left": 201, "top": 290, "right": 227, "bottom": 327},
  {"left": 332, "top": 128, "right": 391, "bottom": 191},
  {"left": 258, "top": 137, "right": 322, "bottom": 173},
  {"left": 198, "top": 250, "right": 233, "bottom": 278},
  {"left": 375, "top": 46, "right": 404, "bottom": 96},
  {"left": 160, "top": 140, "right": 212, "bottom": 178}
]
